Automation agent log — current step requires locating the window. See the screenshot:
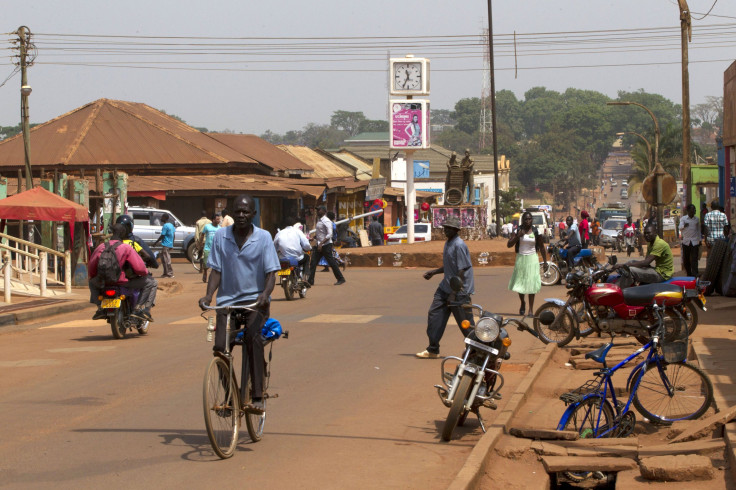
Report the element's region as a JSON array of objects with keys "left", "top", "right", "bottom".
[{"left": 132, "top": 213, "right": 150, "bottom": 227}]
